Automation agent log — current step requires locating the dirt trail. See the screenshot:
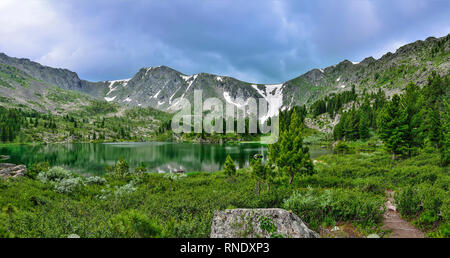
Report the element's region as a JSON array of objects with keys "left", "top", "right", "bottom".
[{"left": 382, "top": 190, "right": 425, "bottom": 238}]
